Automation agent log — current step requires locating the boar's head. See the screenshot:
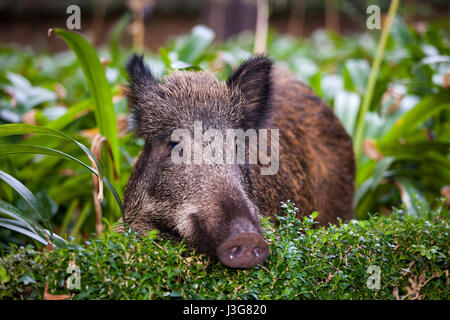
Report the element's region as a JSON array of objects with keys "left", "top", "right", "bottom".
[{"left": 124, "top": 54, "right": 272, "bottom": 268}]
